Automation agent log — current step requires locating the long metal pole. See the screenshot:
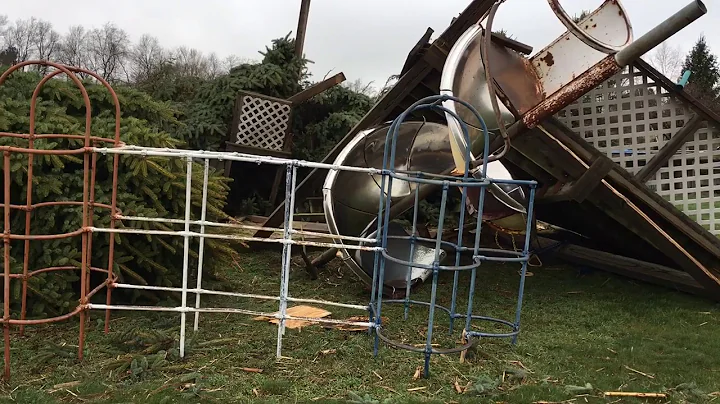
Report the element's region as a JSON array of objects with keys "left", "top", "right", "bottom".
[
  {"left": 193, "top": 159, "right": 210, "bottom": 331},
  {"left": 276, "top": 163, "right": 298, "bottom": 357},
  {"left": 179, "top": 157, "right": 193, "bottom": 358},
  {"left": 3, "top": 152, "right": 12, "bottom": 381},
  {"left": 295, "top": 0, "right": 311, "bottom": 58},
  {"left": 615, "top": 1, "right": 706, "bottom": 67}
]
